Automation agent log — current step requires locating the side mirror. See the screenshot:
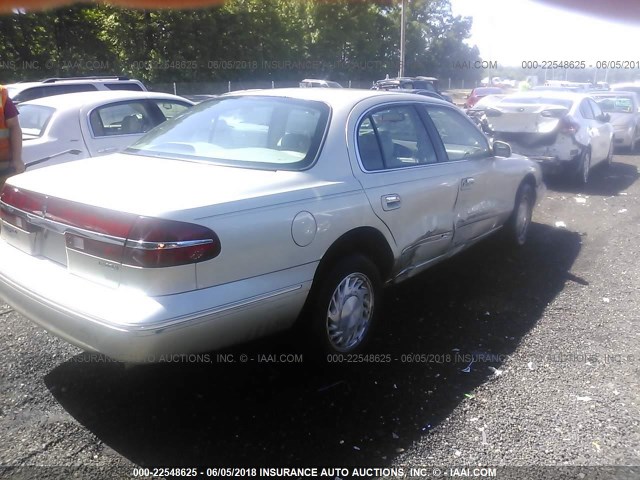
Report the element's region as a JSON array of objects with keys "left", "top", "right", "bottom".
[
  {"left": 602, "top": 113, "right": 611, "bottom": 122},
  {"left": 493, "top": 140, "right": 511, "bottom": 158}
]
